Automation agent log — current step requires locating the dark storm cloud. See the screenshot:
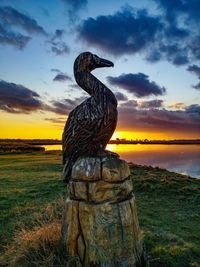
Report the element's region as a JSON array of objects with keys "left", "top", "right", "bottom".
[
  {"left": 107, "top": 73, "right": 166, "bottom": 97},
  {"left": 114, "top": 92, "right": 128, "bottom": 101},
  {"left": 0, "top": 23, "right": 31, "bottom": 49},
  {"left": 78, "top": 4, "right": 199, "bottom": 66},
  {"left": 187, "top": 65, "right": 200, "bottom": 77},
  {"left": 189, "top": 35, "right": 200, "bottom": 61},
  {"left": 192, "top": 83, "right": 200, "bottom": 90},
  {"left": 0, "top": 6, "right": 47, "bottom": 35},
  {"left": 0, "top": 80, "right": 43, "bottom": 113},
  {"left": 78, "top": 8, "right": 162, "bottom": 56},
  {"left": 149, "top": 0, "right": 200, "bottom": 64},
  {"left": 53, "top": 73, "right": 72, "bottom": 82},
  {"left": 187, "top": 65, "right": 200, "bottom": 90},
  {"left": 138, "top": 99, "right": 163, "bottom": 109},
  {"left": 185, "top": 104, "right": 200, "bottom": 115},
  {"left": 153, "top": 0, "right": 200, "bottom": 23},
  {"left": 118, "top": 105, "right": 200, "bottom": 134}
]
